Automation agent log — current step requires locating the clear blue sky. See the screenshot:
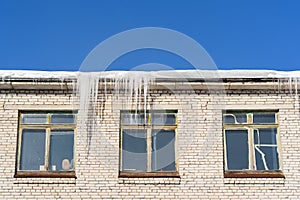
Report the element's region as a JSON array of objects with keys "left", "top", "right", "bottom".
[{"left": 0, "top": 0, "right": 300, "bottom": 71}]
